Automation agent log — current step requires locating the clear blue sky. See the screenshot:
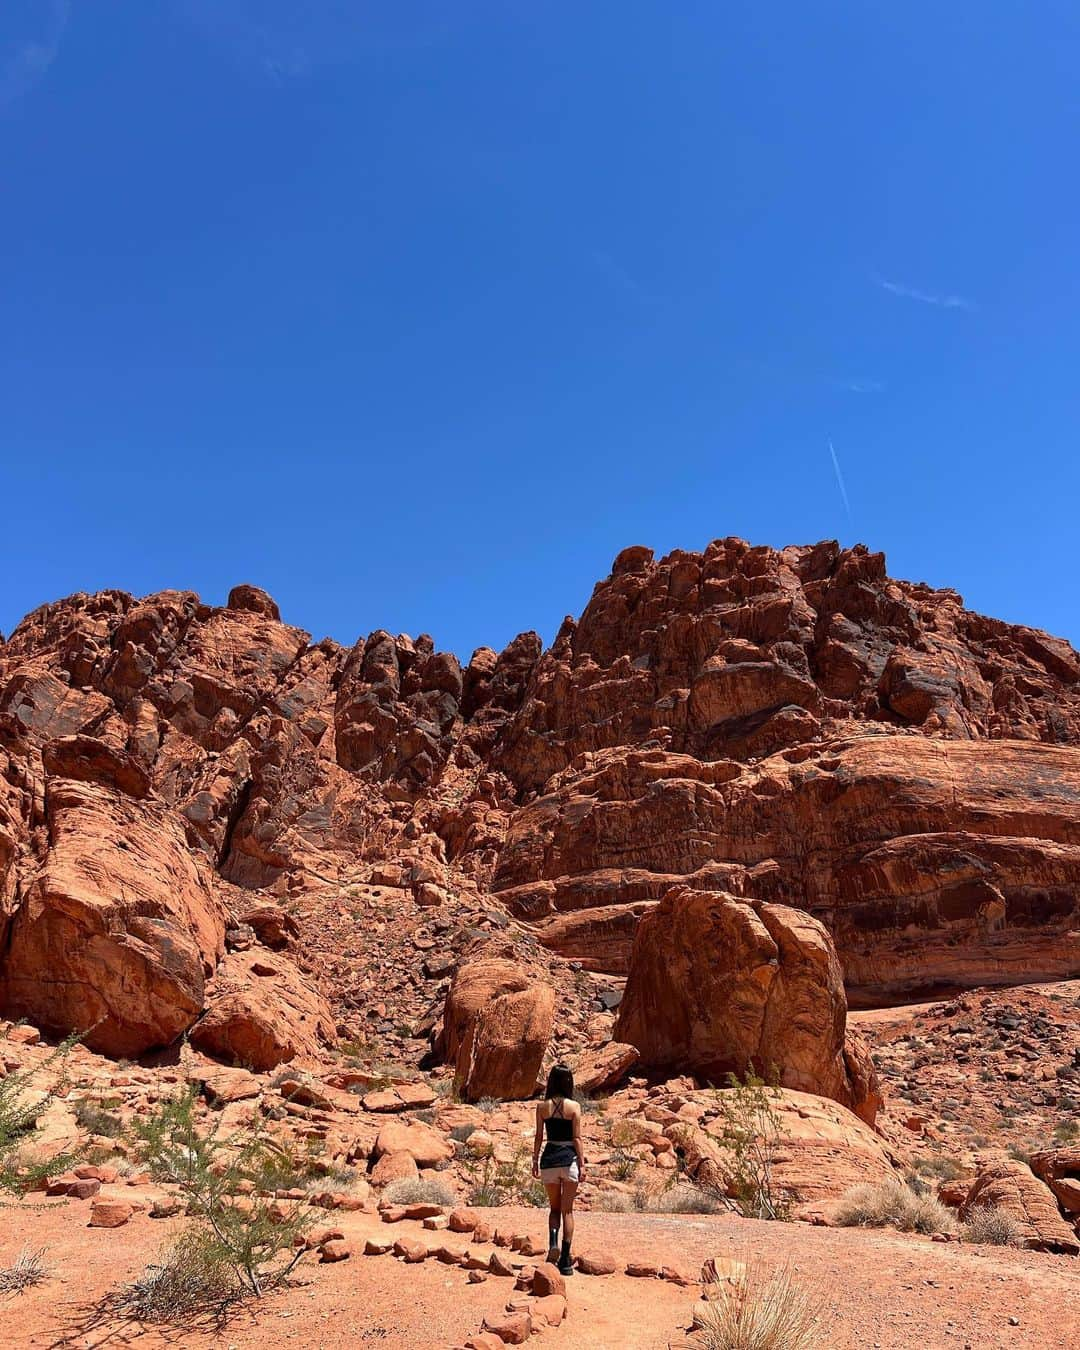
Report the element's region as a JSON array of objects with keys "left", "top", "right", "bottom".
[{"left": 3, "top": 2, "right": 1078, "bottom": 659}]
